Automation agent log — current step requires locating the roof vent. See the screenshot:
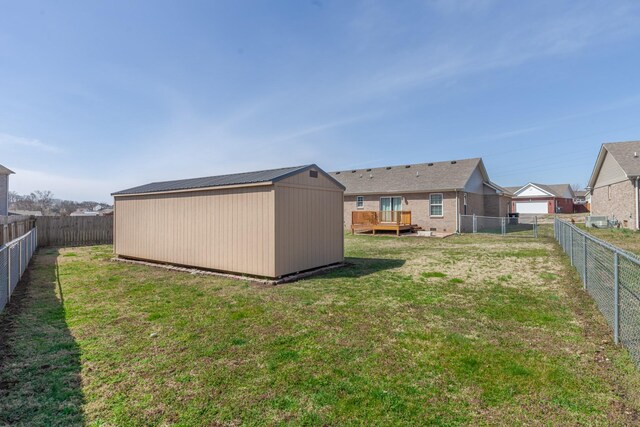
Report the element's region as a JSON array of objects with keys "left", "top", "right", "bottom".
[
  {"left": 416, "top": 171, "right": 420, "bottom": 177},
  {"left": 405, "top": 165, "right": 411, "bottom": 168},
  {"left": 386, "top": 167, "right": 392, "bottom": 170},
  {"left": 451, "top": 161, "right": 457, "bottom": 164},
  {"left": 635, "top": 152, "right": 638, "bottom": 158},
  {"left": 352, "top": 170, "right": 356, "bottom": 173},
  {"left": 369, "top": 173, "right": 373, "bottom": 179},
  {"left": 366, "top": 168, "right": 371, "bottom": 172},
  {"left": 428, "top": 163, "right": 434, "bottom": 166},
  {"left": 335, "top": 171, "right": 341, "bottom": 175},
  {"left": 359, "top": 174, "right": 363, "bottom": 178}
]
